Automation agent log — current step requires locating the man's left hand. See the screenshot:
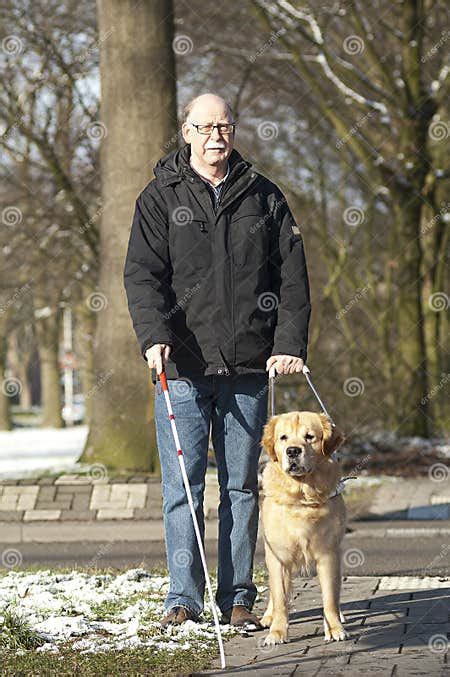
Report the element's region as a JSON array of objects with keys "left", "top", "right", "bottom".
[{"left": 266, "top": 354, "right": 304, "bottom": 375}]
